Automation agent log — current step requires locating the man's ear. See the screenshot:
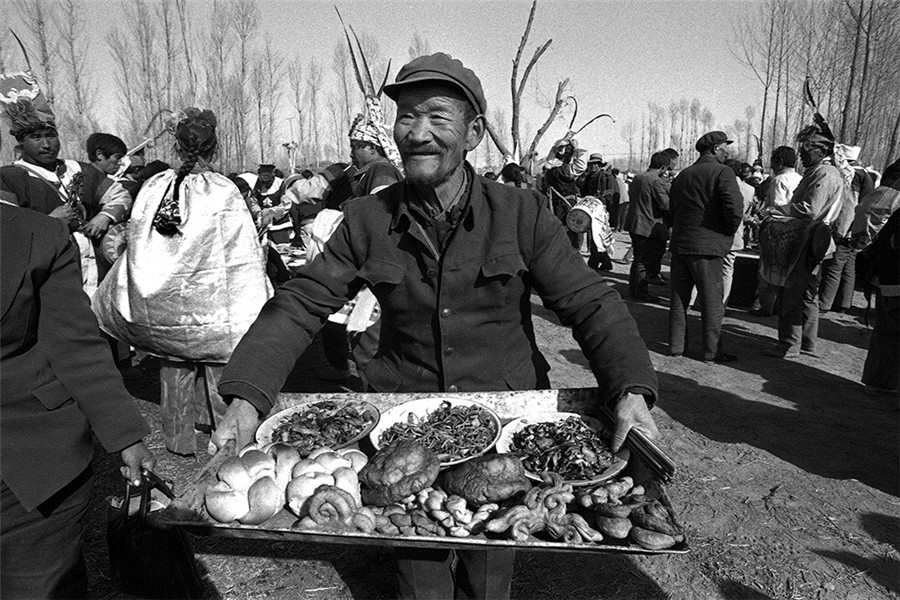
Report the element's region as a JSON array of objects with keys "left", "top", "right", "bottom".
[
  {"left": 94, "top": 149, "right": 106, "bottom": 162},
  {"left": 466, "top": 115, "right": 486, "bottom": 152}
]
